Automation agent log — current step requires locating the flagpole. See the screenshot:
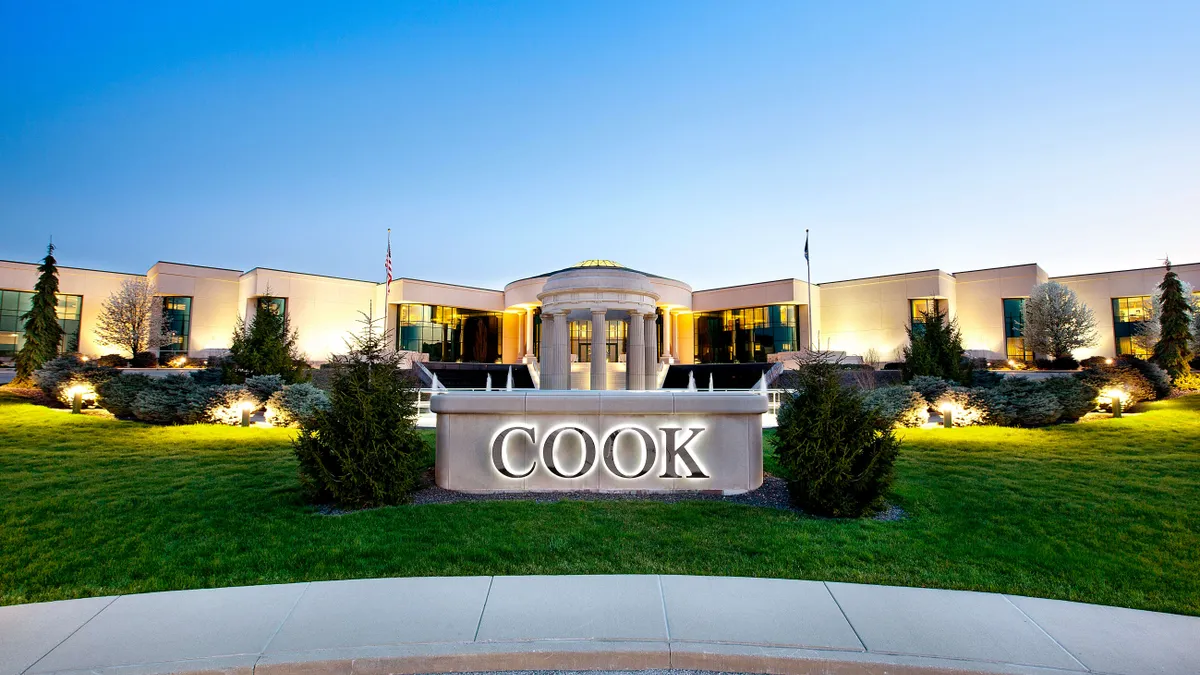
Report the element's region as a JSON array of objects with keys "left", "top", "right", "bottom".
[{"left": 805, "top": 229, "right": 813, "bottom": 352}]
